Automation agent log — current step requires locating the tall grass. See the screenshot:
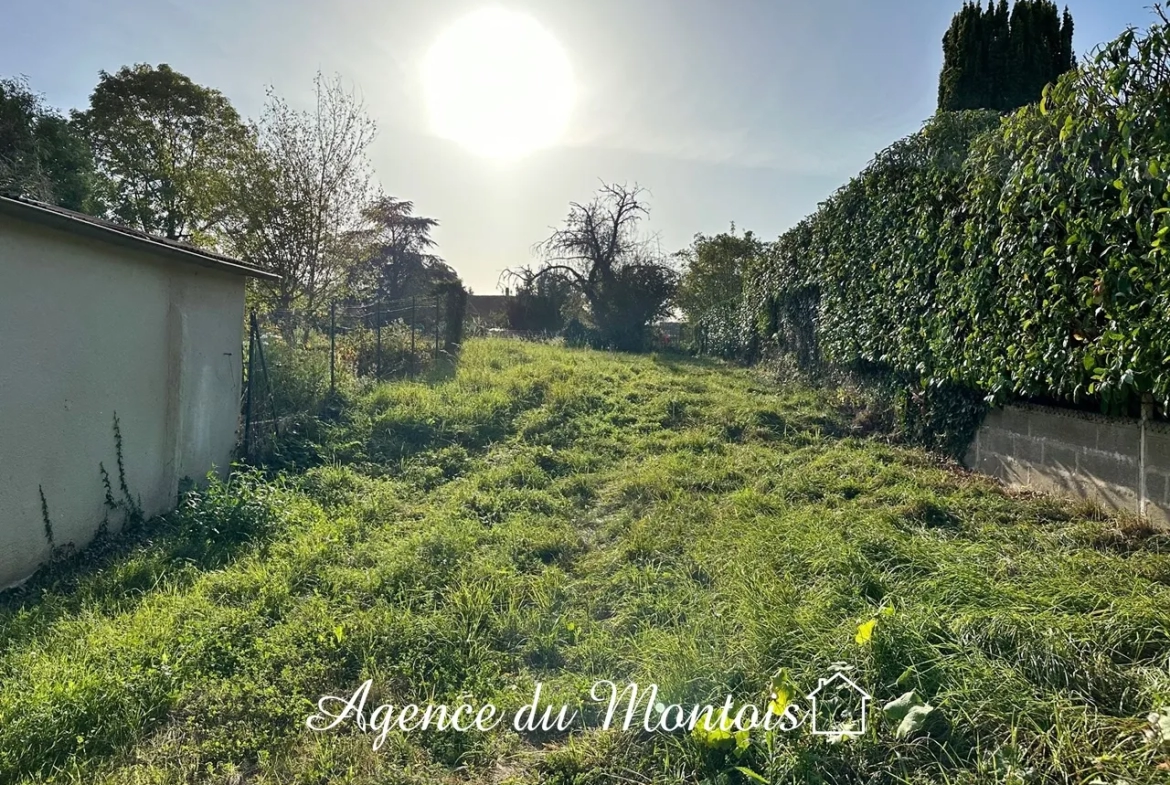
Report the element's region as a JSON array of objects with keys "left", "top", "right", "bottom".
[{"left": 0, "top": 339, "right": 1167, "bottom": 783}]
